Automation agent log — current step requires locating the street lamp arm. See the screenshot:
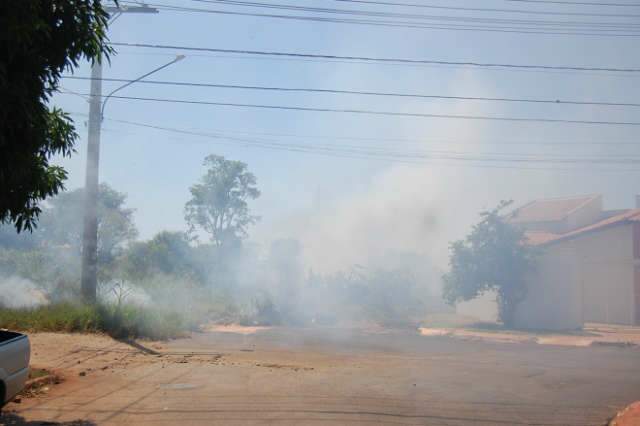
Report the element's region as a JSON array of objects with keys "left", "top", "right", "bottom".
[{"left": 100, "top": 55, "right": 185, "bottom": 119}]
